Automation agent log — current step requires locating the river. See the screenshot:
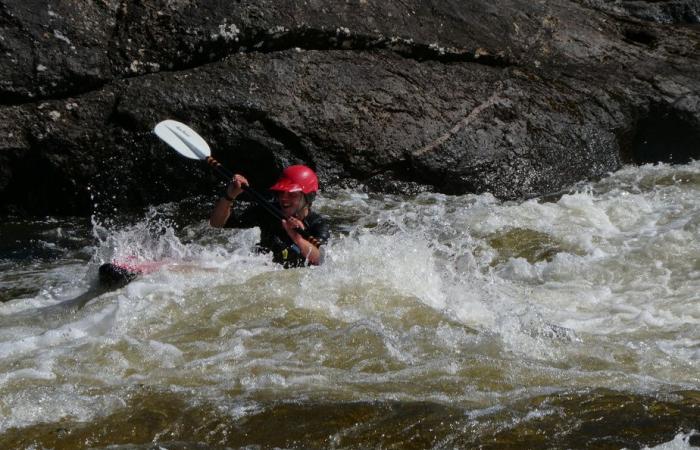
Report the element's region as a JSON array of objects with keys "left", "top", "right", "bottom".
[{"left": 1, "top": 161, "right": 698, "bottom": 449}]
